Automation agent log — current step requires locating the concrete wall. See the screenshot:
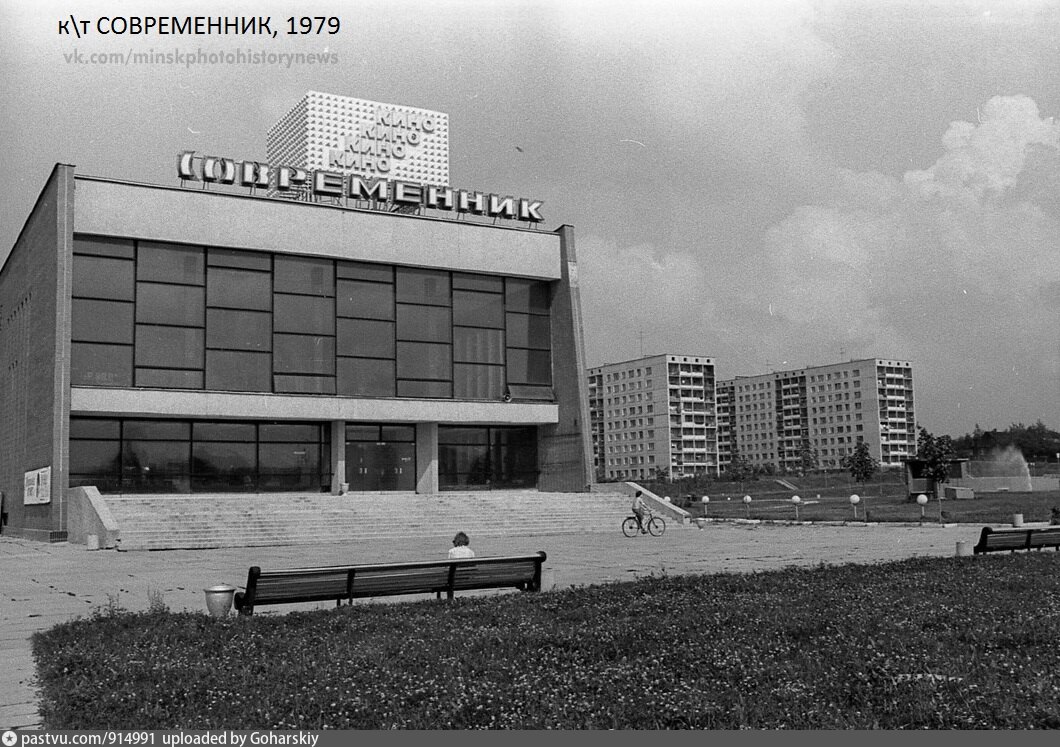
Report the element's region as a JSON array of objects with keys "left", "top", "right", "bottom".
[
  {"left": 537, "top": 225, "right": 593, "bottom": 492},
  {"left": 66, "top": 486, "right": 120, "bottom": 547},
  {"left": 0, "top": 164, "right": 74, "bottom": 541},
  {"left": 74, "top": 177, "right": 562, "bottom": 280}
]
